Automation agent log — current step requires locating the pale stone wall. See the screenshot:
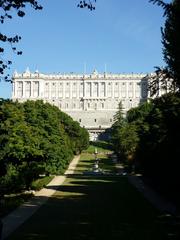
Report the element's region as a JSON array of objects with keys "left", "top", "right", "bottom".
[{"left": 12, "top": 69, "right": 150, "bottom": 141}]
